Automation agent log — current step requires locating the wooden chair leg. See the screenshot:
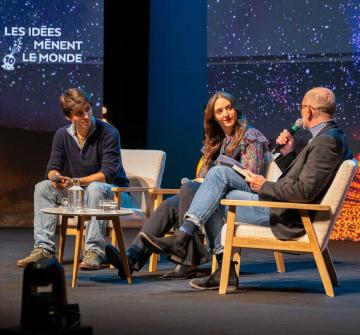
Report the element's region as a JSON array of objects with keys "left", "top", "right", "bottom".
[
  {"left": 114, "top": 192, "right": 122, "bottom": 208},
  {"left": 219, "top": 206, "right": 236, "bottom": 294},
  {"left": 72, "top": 217, "right": 85, "bottom": 288},
  {"left": 58, "top": 216, "right": 68, "bottom": 264},
  {"left": 112, "top": 217, "right": 132, "bottom": 284},
  {"left": 149, "top": 253, "right": 159, "bottom": 272},
  {"left": 322, "top": 247, "right": 339, "bottom": 287},
  {"left": 300, "top": 210, "right": 334, "bottom": 297},
  {"left": 81, "top": 236, "right": 86, "bottom": 257},
  {"left": 274, "top": 251, "right": 285, "bottom": 273},
  {"left": 111, "top": 228, "right": 116, "bottom": 246},
  {"left": 109, "top": 228, "right": 117, "bottom": 269},
  {"left": 147, "top": 193, "right": 166, "bottom": 273},
  {"left": 312, "top": 249, "right": 335, "bottom": 297},
  {"left": 211, "top": 255, "right": 218, "bottom": 274}
]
